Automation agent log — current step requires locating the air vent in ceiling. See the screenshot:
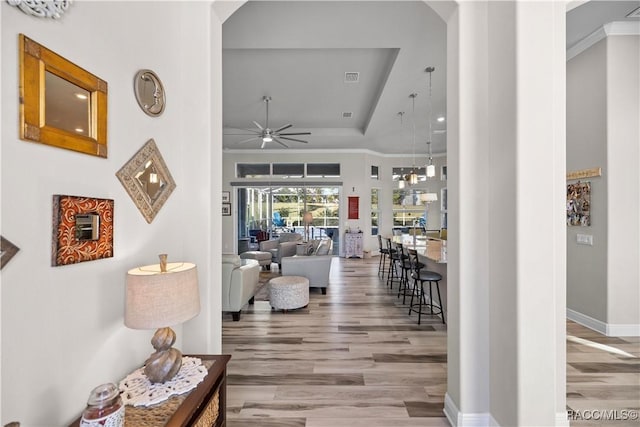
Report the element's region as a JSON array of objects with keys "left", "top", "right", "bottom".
[
  {"left": 627, "top": 6, "right": 640, "bottom": 18},
  {"left": 342, "top": 112, "right": 353, "bottom": 119},
  {"left": 344, "top": 72, "right": 359, "bottom": 83}
]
